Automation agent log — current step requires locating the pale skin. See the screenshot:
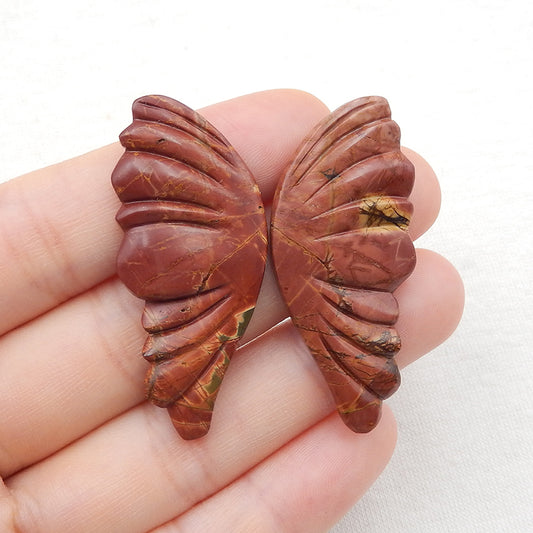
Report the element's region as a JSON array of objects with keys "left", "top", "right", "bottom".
[{"left": 0, "top": 90, "right": 464, "bottom": 532}]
